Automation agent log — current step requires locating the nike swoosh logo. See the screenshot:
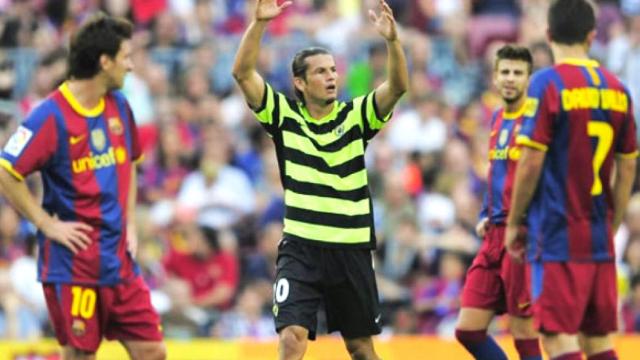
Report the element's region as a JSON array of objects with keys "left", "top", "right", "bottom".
[
  {"left": 69, "top": 135, "right": 85, "bottom": 145},
  {"left": 517, "top": 302, "right": 530, "bottom": 309}
]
